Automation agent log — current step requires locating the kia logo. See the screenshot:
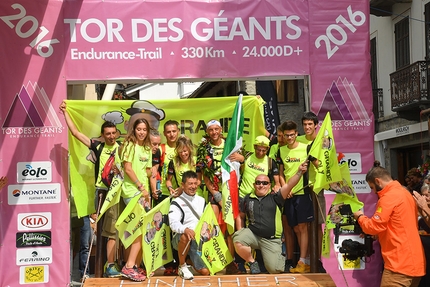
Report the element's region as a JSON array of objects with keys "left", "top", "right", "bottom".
[{"left": 21, "top": 215, "right": 49, "bottom": 228}]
